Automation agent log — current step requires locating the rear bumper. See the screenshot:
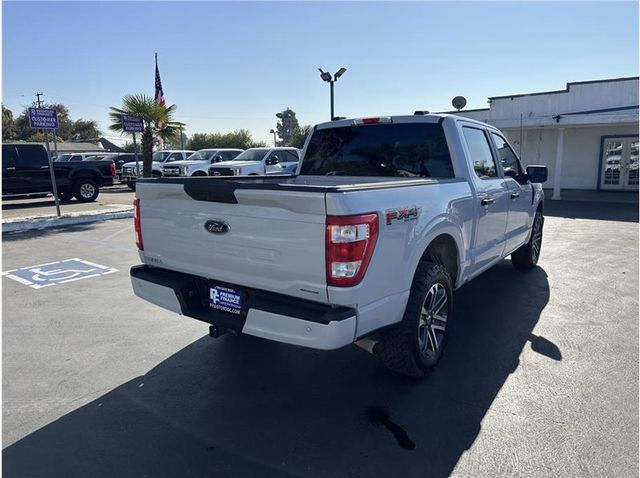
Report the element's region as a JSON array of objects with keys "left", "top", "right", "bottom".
[{"left": 130, "top": 265, "right": 357, "bottom": 350}]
